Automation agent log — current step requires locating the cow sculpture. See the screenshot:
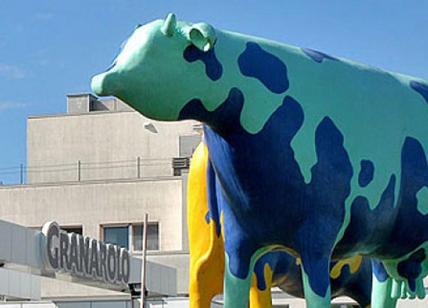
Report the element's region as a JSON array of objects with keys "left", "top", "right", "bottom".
[
  {"left": 188, "top": 142, "right": 373, "bottom": 307},
  {"left": 91, "top": 14, "right": 428, "bottom": 308}
]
